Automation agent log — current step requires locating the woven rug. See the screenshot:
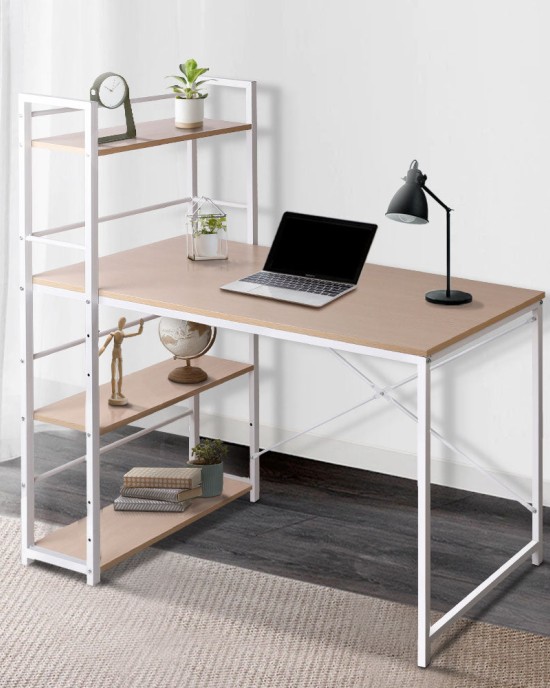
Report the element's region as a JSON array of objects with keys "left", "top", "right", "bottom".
[{"left": 1, "top": 516, "right": 548, "bottom": 688}]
